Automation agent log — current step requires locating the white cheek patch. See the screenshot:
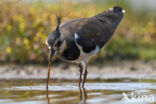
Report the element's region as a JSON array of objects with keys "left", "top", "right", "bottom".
[
  {"left": 45, "top": 39, "right": 51, "bottom": 50},
  {"left": 45, "top": 39, "right": 49, "bottom": 46},
  {"left": 48, "top": 47, "right": 51, "bottom": 50}
]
